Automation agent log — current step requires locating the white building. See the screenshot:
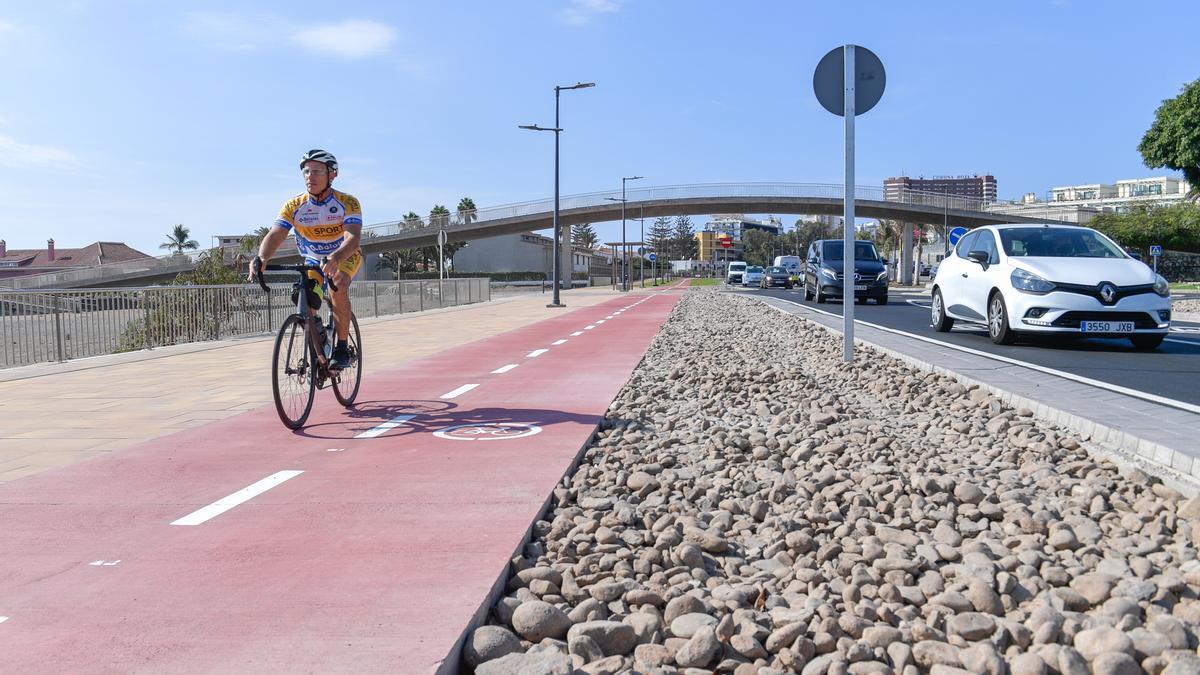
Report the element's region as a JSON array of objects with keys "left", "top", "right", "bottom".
[{"left": 988, "top": 176, "right": 1192, "bottom": 223}]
